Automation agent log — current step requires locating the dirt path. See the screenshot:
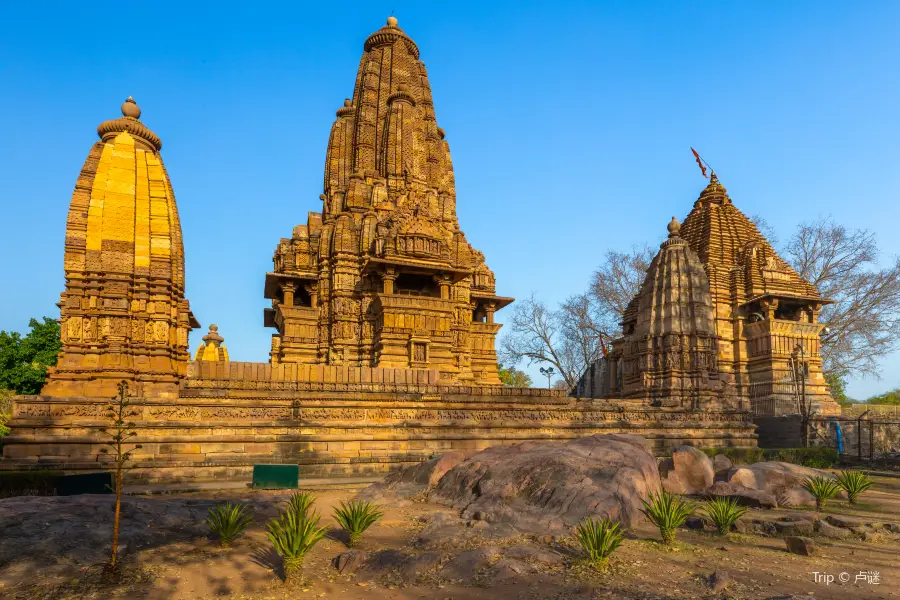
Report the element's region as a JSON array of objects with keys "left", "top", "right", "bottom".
[{"left": 1, "top": 478, "right": 898, "bottom": 599}]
